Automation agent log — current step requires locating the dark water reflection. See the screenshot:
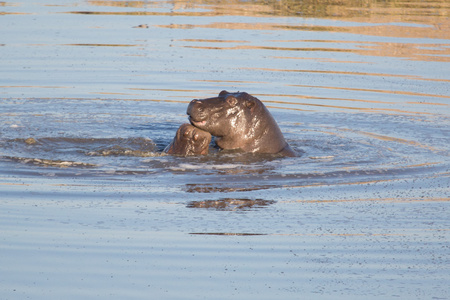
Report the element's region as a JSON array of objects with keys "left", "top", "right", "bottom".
[
  {"left": 187, "top": 198, "right": 276, "bottom": 211},
  {"left": 1, "top": 1, "right": 449, "bottom": 299}
]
